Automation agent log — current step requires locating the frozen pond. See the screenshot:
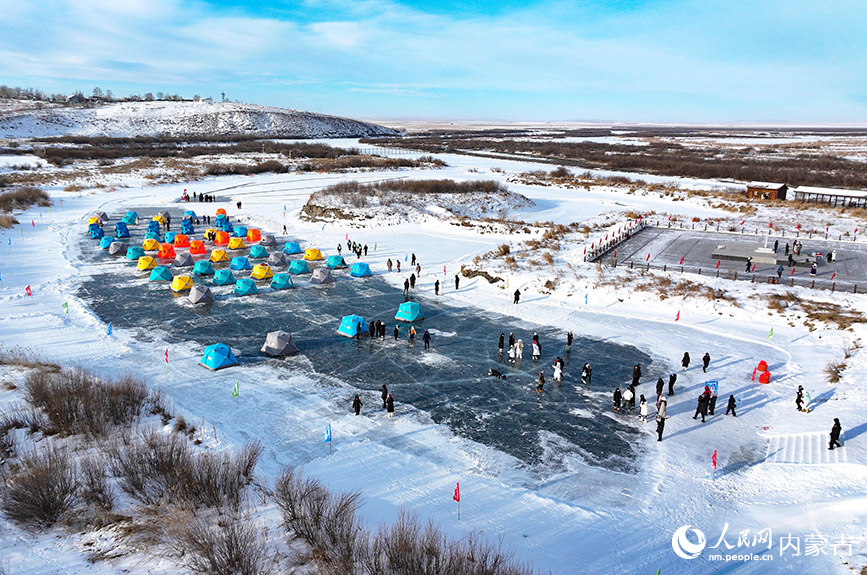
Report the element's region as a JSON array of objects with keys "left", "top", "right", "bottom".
[{"left": 78, "top": 209, "right": 653, "bottom": 473}]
